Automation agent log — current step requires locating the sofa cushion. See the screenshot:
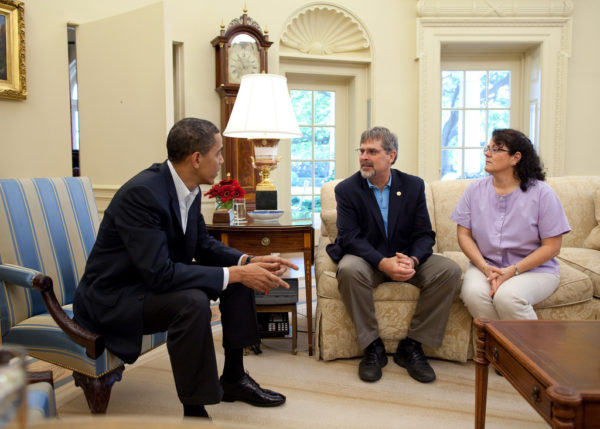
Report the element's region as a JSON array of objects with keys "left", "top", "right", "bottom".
[
  {"left": 558, "top": 247, "right": 600, "bottom": 298},
  {"left": 583, "top": 189, "right": 600, "bottom": 250},
  {"left": 546, "top": 176, "right": 600, "bottom": 248},
  {"left": 317, "top": 270, "right": 421, "bottom": 302},
  {"left": 429, "top": 180, "right": 472, "bottom": 253},
  {"left": 535, "top": 260, "right": 594, "bottom": 308},
  {"left": 424, "top": 183, "right": 438, "bottom": 253}
]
